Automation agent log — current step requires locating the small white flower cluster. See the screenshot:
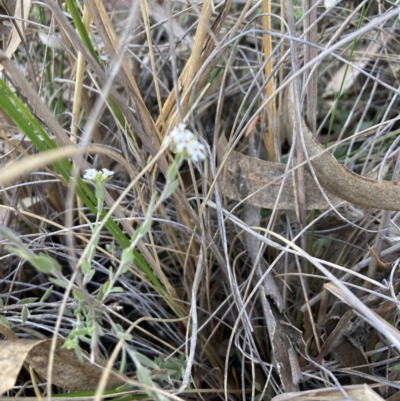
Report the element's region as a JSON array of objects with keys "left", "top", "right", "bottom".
[
  {"left": 324, "top": 0, "right": 341, "bottom": 8},
  {"left": 83, "top": 168, "right": 114, "bottom": 183},
  {"left": 163, "top": 123, "right": 206, "bottom": 163}
]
